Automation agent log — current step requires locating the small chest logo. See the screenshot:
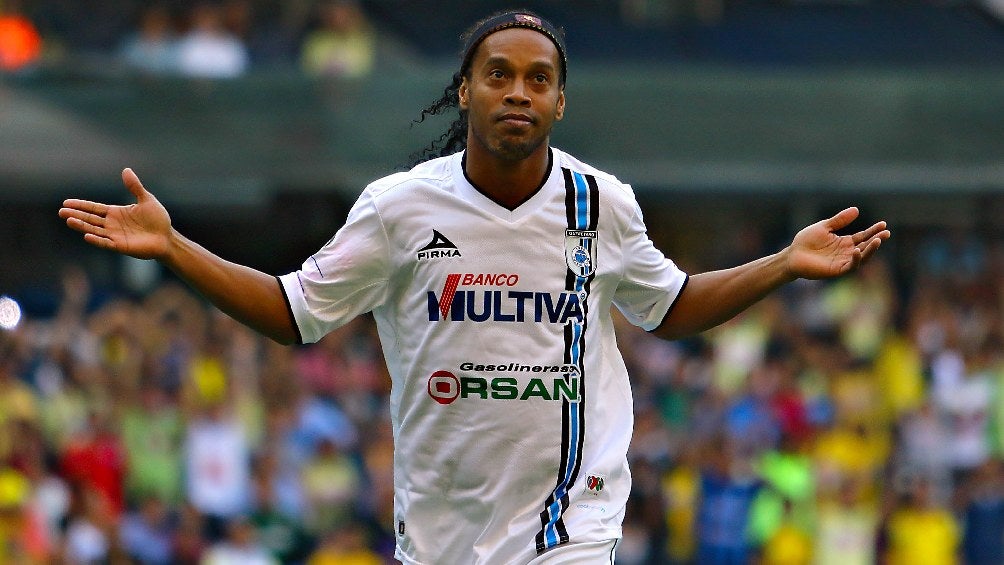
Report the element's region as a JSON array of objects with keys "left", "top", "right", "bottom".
[
  {"left": 585, "top": 474, "right": 605, "bottom": 495},
  {"left": 565, "top": 229, "right": 597, "bottom": 276},
  {"left": 418, "top": 230, "right": 461, "bottom": 261}
]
